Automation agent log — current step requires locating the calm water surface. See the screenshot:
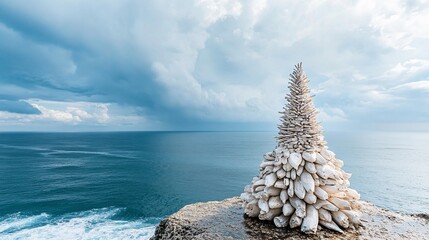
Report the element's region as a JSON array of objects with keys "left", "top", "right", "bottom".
[{"left": 0, "top": 131, "right": 428, "bottom": 239}]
